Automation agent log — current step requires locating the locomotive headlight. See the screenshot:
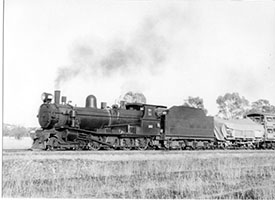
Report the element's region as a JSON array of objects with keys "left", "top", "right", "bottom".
[
  {"left": 48, "top": 94, "right": 53, "bottom": 100},
  {"left": 41, "top": 92, "right": 53, "bottom": 103},
  {"left": 41, "top": 93, "right": 46, "bottom": 101}
]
